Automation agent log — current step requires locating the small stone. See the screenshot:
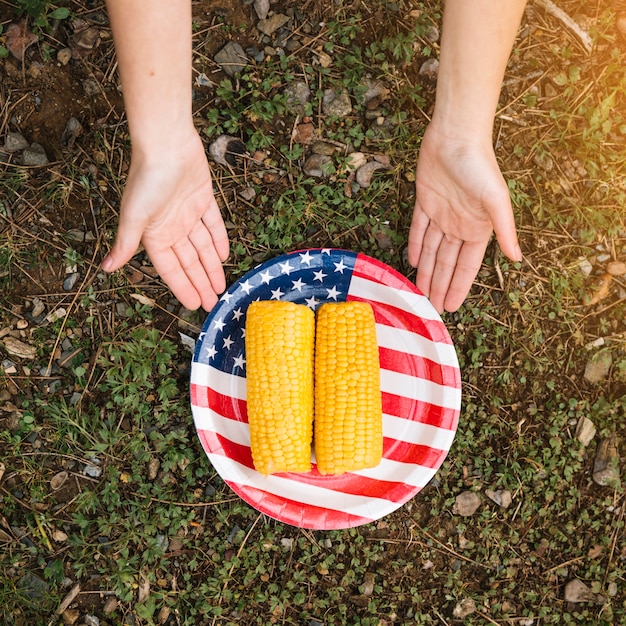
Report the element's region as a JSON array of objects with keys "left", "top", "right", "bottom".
[
  {"left": 209, "top": 135, "right": 246, "bottom": 167},
  {"left": 52, "top": 529, "right": 68, "bottom": 543},
  {"left": 16, "top": 319, "right": 28, "bottom": 330},
  {"left": 254, "top": 0, "right": 270, "bottom": 19},
  {"left": 3, "top": 132, "right": 29, "bottom": 152},
  {"left": 158, "top": 606, "right": 171, "bottom": 625},
  {"left": 61, "top": 608, "right": 80, "bottom": 624},
  {"left": 284, "top": 81, "right": 311, "bottom": 114},
  {"left": 302, "top": 154, "right": 332, "bottom": 178},
  {"left": 62, "top": 118, "right": 83, "bottom": 147},
  {"left": 214, "top": 41, "right": 248, "bottom": 77},
  {"left": 575, "top": 416, "right": 596, "bottom": 447},
  {"left": 311, "top": 141, "right": 336, "bottom": 156},
  {"left": 50, "top": 471, "right": 69, "bottom": 491},
  {"left": 564, "top": 579, "right": 597, "bottom": 604},
  {"left": 361, "top": 572, "right": 375, "bottom": 596},
  {"left": 148, "top": 457, "right": 160, "bottom": 480},
  {"left": 419, "top": 57, "right": 439, "bottom": 78},
  {"left": 103, "top": 597, "right": 118, "bottom": 614},
  {"left": 240, "top": 186, "right": 256, "bottom": 201},
  {"left": 617, "top": 12, "right": 626, "bottom": 37},
  {"left": 576, "top": 257, "right": 593, "bottom": 277},
  {"left": 607, "top": 260, "right": 626, "bottom": 276},
  {"left": 280, "top": 537, "right": 294, "bottom": 550},
  {"left": 356, "top": 161, "right": 388, "bottom": 188},
  {"left": 345, "top": 152, "right": 367, "bottom": 172},
  {"left": 31, "top": 297, "right": 45, "bottom": 318},
  {"left": 593, "top": 435, "right": 620, "bottom": 487},
  {"left": 257, "top": 14, "right": 290, "bottom": 36},
  {"left": 485, "top": 488, "right": 513, "bottom": 509},
  {"left": 2, "top": 360, "right": 17, "bottom": 375},
  {"left": 63, "top": 272, "right": 80, "bottom": 291},
  {"left": 316, "top": 50, "right": 332, "bottom": 68},
  {"left": 2, "top": 336, "right": 36, "bottom": 359},
  {"left": 361, "top": 79, "right": 390, "bottom": 109},
  {"left": 608, "top": 581, "right": 618, "bottom": 597},
  {"left": 57, "top": 48, "right": 72, "bottom": 65},
  {"left": 454, "top": 491, "right": 481, "bottom": 517},
  {"left": 452, "top": 597, "right": 476, "bottom": 618},
  {"left": 584, "top": 350, "right": 613, "bottom": 384},
  {"left": 83, "top": 464, "right": 102, "bottom": 478},
  {"left": 322, "top": 88, "right": 352, "bottom": 117},
  {"left": 84, "top": 614, "right": 100, "bottom": 626},
  {"left": 22, "top": 143, "right": 49, "bottom": 166}
]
